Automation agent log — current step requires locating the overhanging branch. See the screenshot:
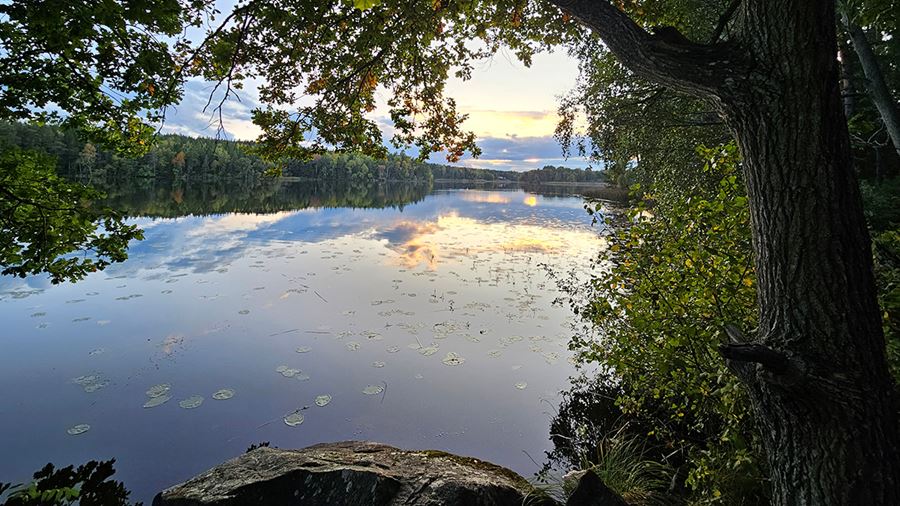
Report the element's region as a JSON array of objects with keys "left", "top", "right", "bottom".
[{"left": 548, "top": 0, "right": 746, "bottom": 99}]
